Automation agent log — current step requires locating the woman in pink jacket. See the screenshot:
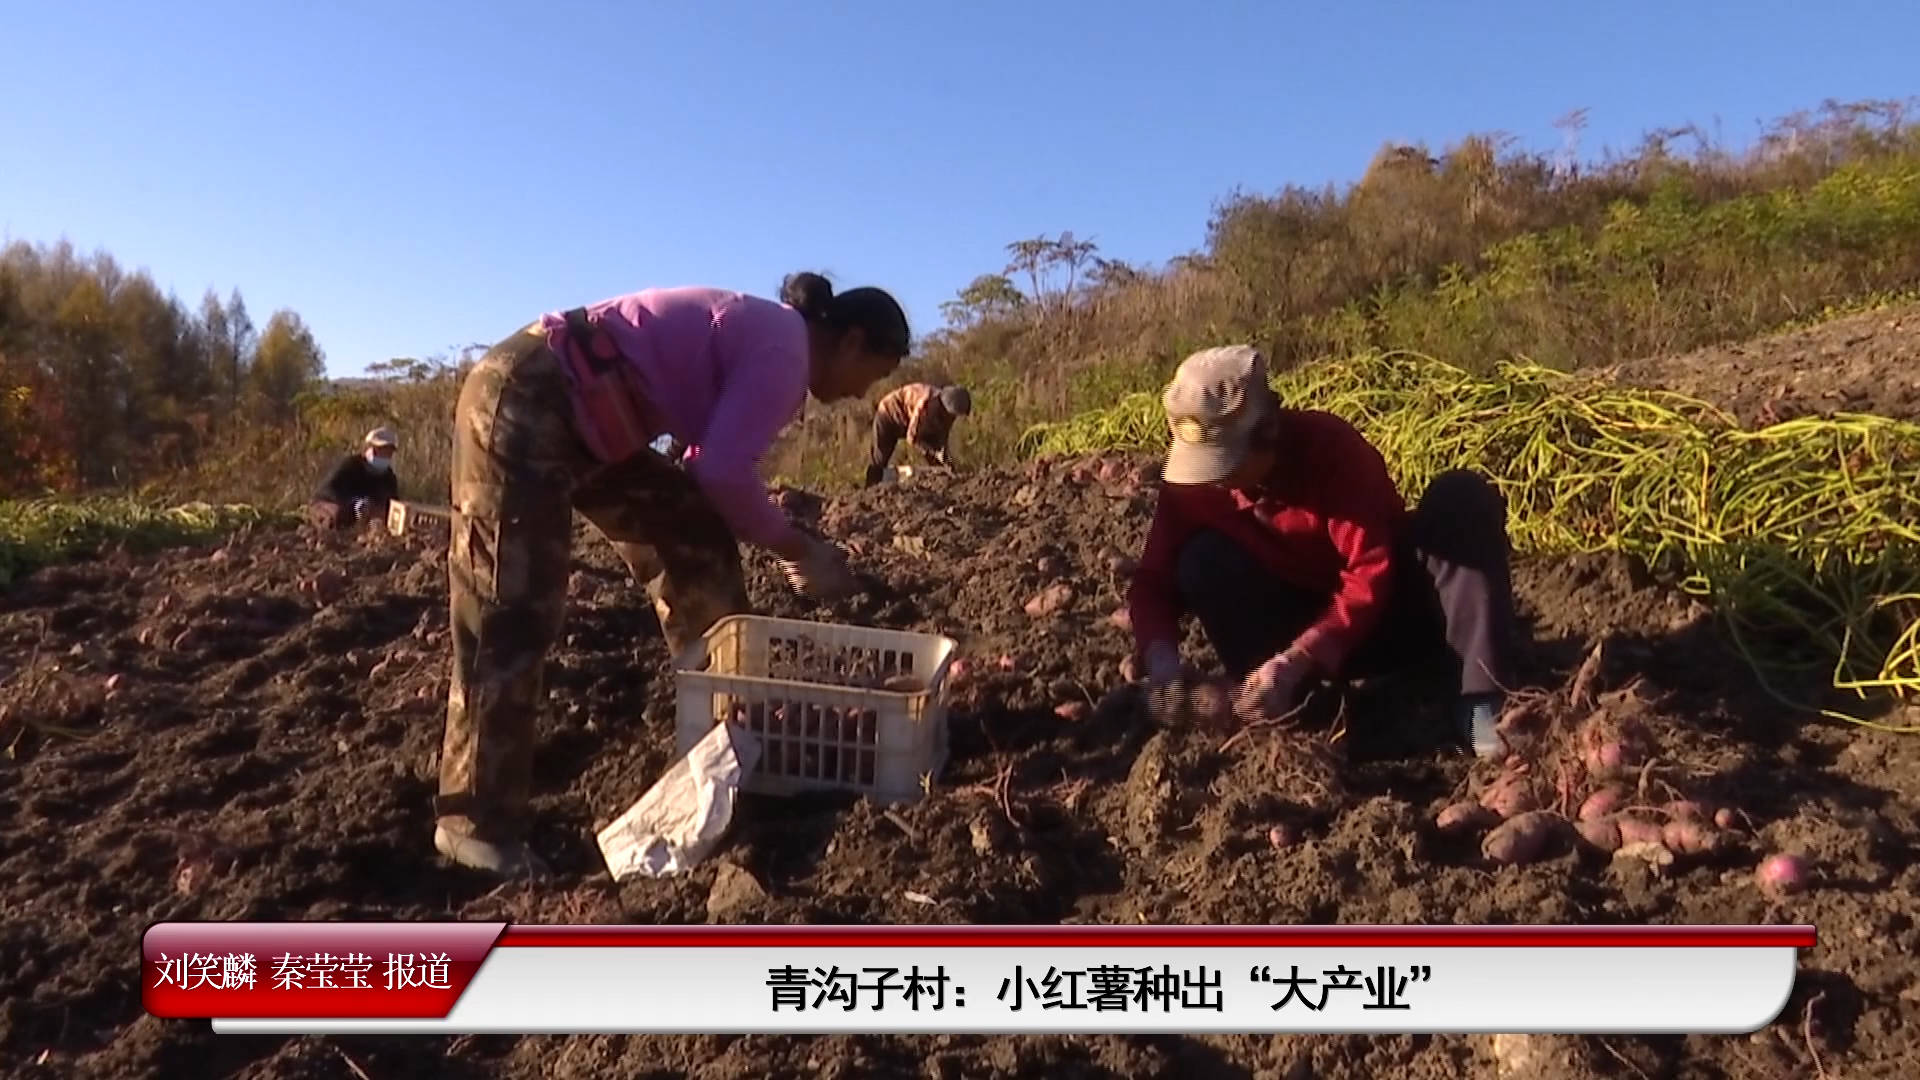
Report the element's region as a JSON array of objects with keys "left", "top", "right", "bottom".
[{"left": 435, "top": 272, "right": 909, "bottom": 878}]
